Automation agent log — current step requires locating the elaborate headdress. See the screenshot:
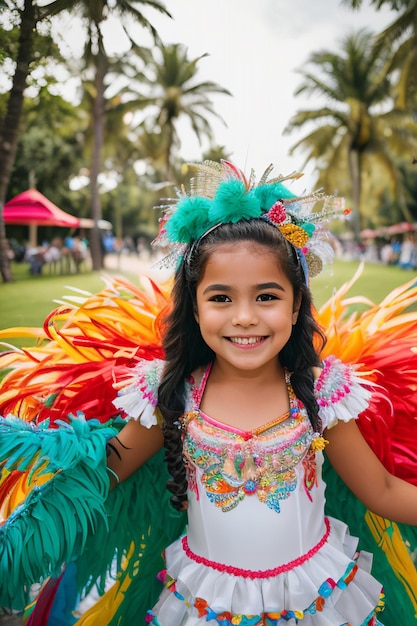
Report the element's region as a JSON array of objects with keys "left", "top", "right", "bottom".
[{"left": 153, "top": 160, "right": 349, "bottom": 283}]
